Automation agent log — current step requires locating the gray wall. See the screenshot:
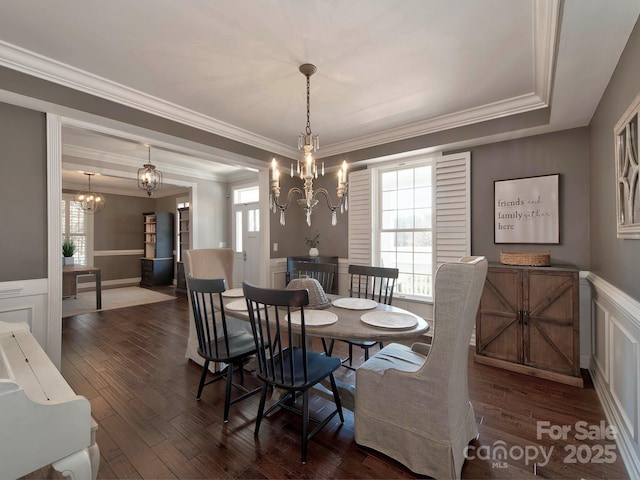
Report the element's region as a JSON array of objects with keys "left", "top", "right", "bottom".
[
  {"left": 590, "top": 16, "right": 640, "bottom": 301},
  {"left": 2, "top": 15, "right": 638, "bottom": 303},
  {"left": 63, "top": 188, "right": 185, "bottom": 282},
  {"left": 284, "top": 127, "right": 591, "bottom": 271},
  {"left": 269, "top": 173, "right": 348, "bottom": 258},
  {"left": 0, "top": 103, "right": 46, "bottom": 281},
  {"left": 92, "top": 193, "right": 168, "bottom": 282},
  {"left": 459, "top": 127, "right": 591, "bottom": 269}
]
